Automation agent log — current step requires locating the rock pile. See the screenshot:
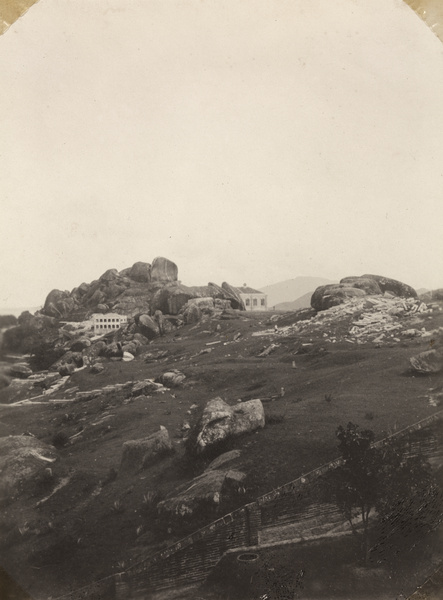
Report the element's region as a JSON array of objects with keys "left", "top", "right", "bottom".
[
  {"left": 259, "top": 296, "right": 441, "bottom": 346},
  {"left": 311, "top": 274, "right": 417, "bottom": 311},
  {"left": 40, "top": 256, "right": 246, "bottom": 321}
]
